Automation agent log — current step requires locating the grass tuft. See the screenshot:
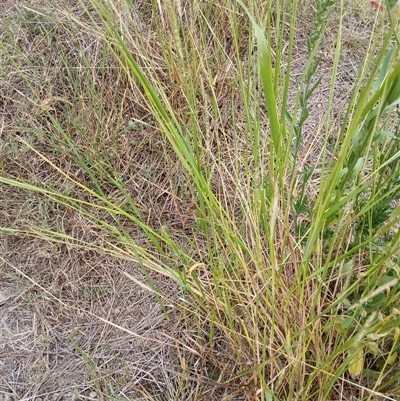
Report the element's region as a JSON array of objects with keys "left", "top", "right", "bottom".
[{"left": 1, "top": 0, "right": 400, "bottom": 400}]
